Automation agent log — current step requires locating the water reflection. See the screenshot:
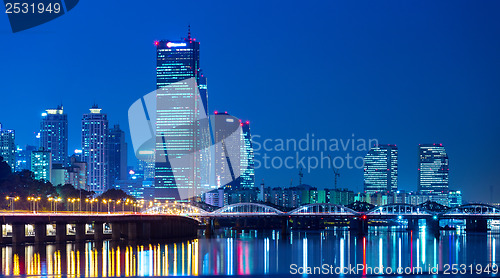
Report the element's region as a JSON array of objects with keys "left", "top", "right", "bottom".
[{"left": 0, "top": 227, "right": 500, "bottom": 276}]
